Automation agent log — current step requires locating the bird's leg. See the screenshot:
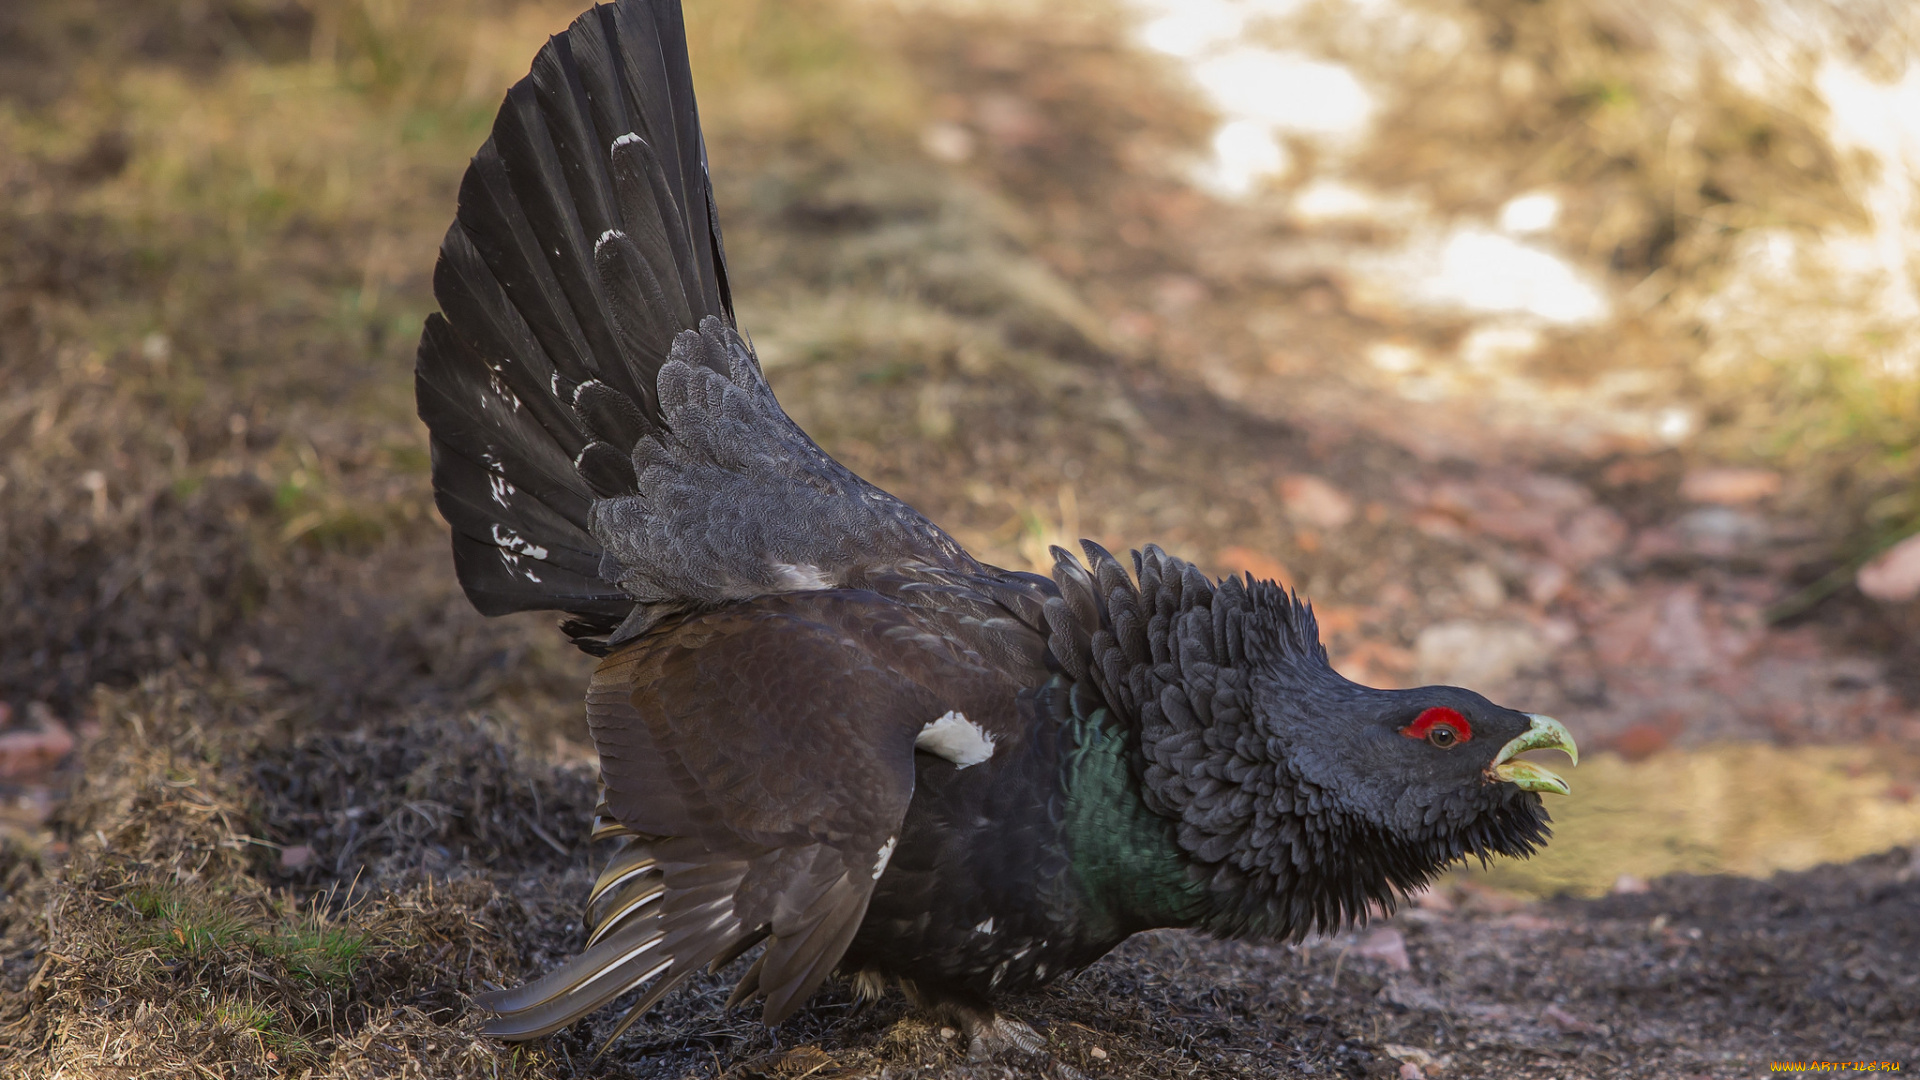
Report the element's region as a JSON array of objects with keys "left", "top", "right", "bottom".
[
  {"left": 933, "top": 997, "right": 1046, "bottom": 1061},
  {"left": 967, "top": 1014, "right": 1046, "bottom": 1061}
]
